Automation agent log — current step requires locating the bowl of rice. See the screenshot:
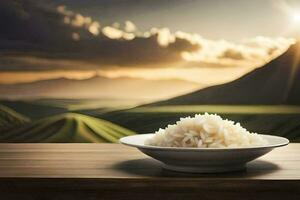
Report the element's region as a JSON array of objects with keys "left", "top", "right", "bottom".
[{"left": 120, "top": 113, "right": 289, "bottom": 173}]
